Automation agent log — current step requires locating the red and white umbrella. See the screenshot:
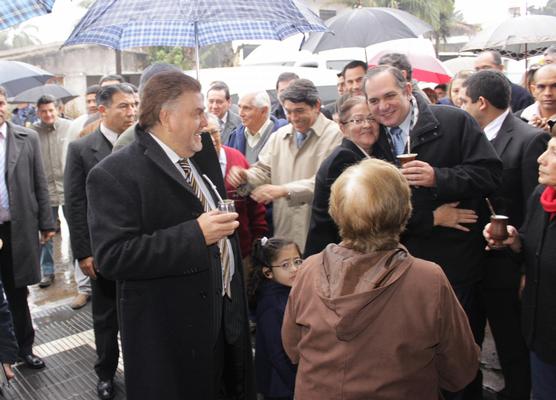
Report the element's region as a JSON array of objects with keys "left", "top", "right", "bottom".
[{"left": 368, "top": 50, "right": 452, "bottom": 84}]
